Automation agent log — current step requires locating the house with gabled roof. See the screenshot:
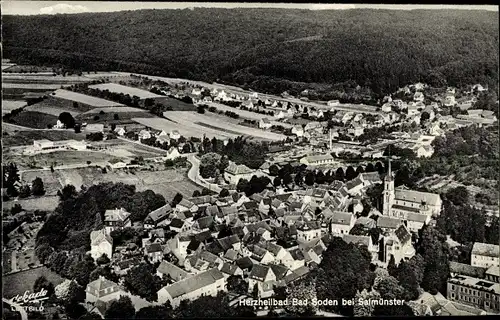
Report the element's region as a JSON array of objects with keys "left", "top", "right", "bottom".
[
  {"left": 220, "top": 262, "right": 243, "bottom": 278},
  {"left": 193, "top": 216, "right": 214, "bottom": 233},
  {"left": 248, "top": 264, "right": 277, "bottom": 298},
  {"left": 176, "top": 199, "right": 199, "bottom": 213},
  {"left": 144, "top": 204, "right": 172, "bottom": 229},
  {"left": 157, "top": 260, "right": 190, "bottom": 282},
  {"left": 245, "top": 244, "right": 274, "bottom": 264},
  {"left": 471, "top": 242, "right": 499, "bottom": 269},
  {"left": 296, "top": 221, "right": 322, "bottom": 242},
  {"left": 224, "top": 162, "right": 257, "bottom": 185},
  {"left": 189, "top": 195, "right": 215, "bottom": 208},
  {"left": 184, "top": 250, "right": 223, "bottom": 273},
  {"left": 377, "top": 216, "right": 404, "bottom": 233},
  {"left": 345, "top": 176, "right": 365, "bottom": 196},
  {"left": 104, "top": 208, "right": 131, "bottom": 235},
  {"left": 287, "top": 248, "right": 306, "bottom": 270},
  {"left": 86, "top": 276, "right": 124, "bottom": 303},
  {"left": 157, "top": 268, "right": 226, "bottom": 308},
  {"left": 343, "top": 234, "right": 378, "bottom": 261},
  {"left": 145, "top": 243, "right": 164, "bottom": 263},
  {"left": 90, "top": 229, "right": 113, "bottom": 261},
  {"left": 330, "top": 211, "right": 356, "bottom": 236}
]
